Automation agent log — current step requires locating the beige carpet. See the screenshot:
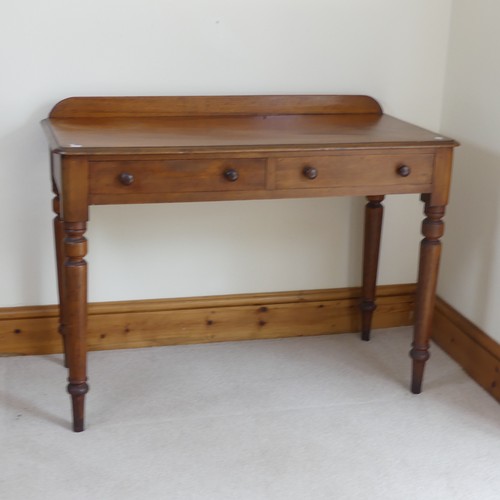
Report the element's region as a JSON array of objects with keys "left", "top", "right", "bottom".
[{"left": 1, "top": 327, "right": 499, "bottom": 499}]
